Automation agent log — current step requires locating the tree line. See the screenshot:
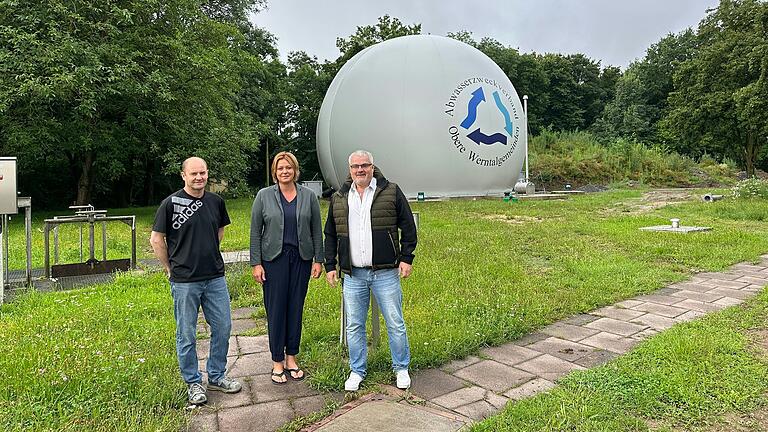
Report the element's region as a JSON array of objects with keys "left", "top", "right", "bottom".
[{"left": 1, "top": 0, "right": 766, "bottom": 209}]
